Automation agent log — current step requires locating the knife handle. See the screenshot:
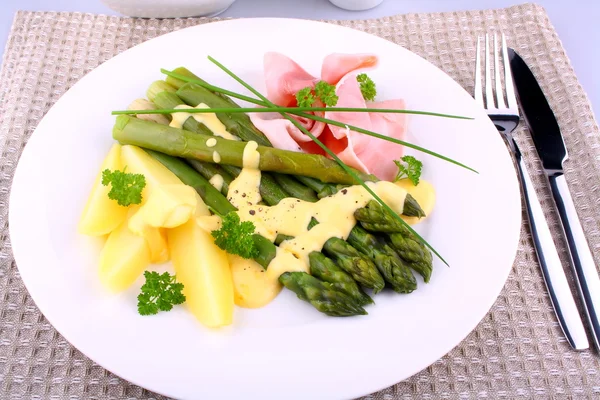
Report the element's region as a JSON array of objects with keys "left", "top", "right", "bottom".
[
  {"left": 549, "top": 173, "right": 600, "bottom": 350},
  {"left": 512, "top": 143, "right": 589, "bottom": 350}
]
